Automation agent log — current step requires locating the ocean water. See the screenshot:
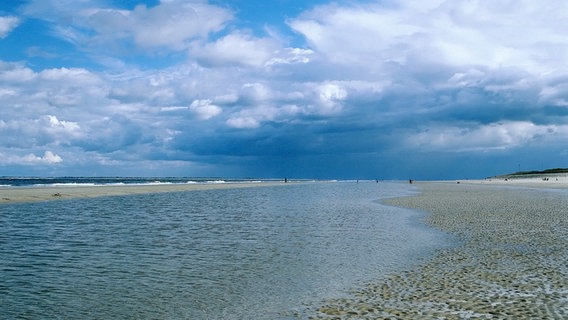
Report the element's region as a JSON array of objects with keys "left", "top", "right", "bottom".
[
  {"left": 0, "top": 176, "right": 273, "bottom": 187},
  {"left": 1, "top": 181, "right": 451, "bottom": 319}
]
